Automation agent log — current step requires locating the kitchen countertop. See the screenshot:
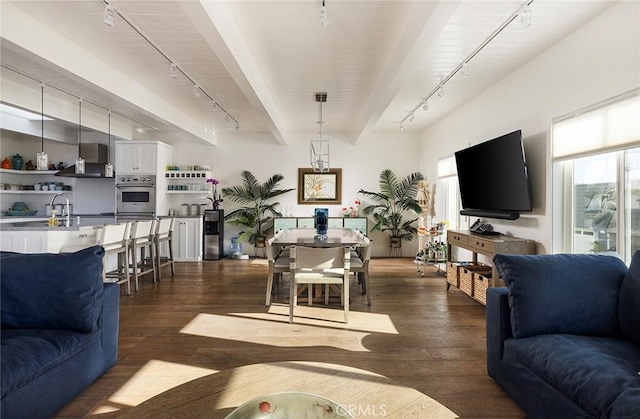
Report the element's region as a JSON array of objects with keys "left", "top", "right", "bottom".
[{"left": 0, "top": 217, "right": 119, "bottom": 231}]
